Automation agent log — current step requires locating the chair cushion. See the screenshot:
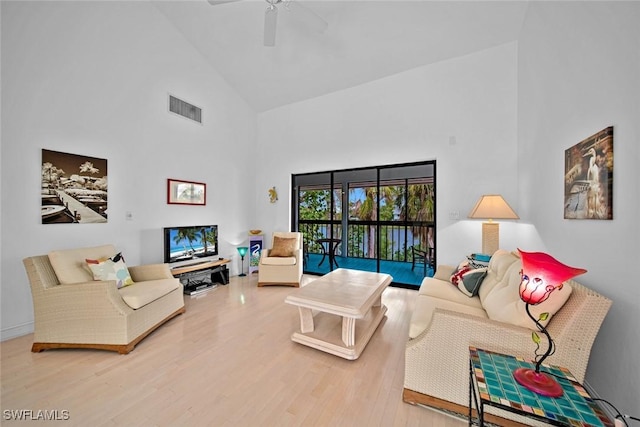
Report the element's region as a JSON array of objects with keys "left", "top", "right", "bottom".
[
  {"left": 269, "top": 236, "right": 298, "bottom": 257},
  {"left": 261, "top": 256, "right": 297, "bottom": 266},
  {"left": 49, "top": 245, "right": 117, "bottom": 284},
  {"left": 118, "top": 279, "right": 180, "bottom": 309}
]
